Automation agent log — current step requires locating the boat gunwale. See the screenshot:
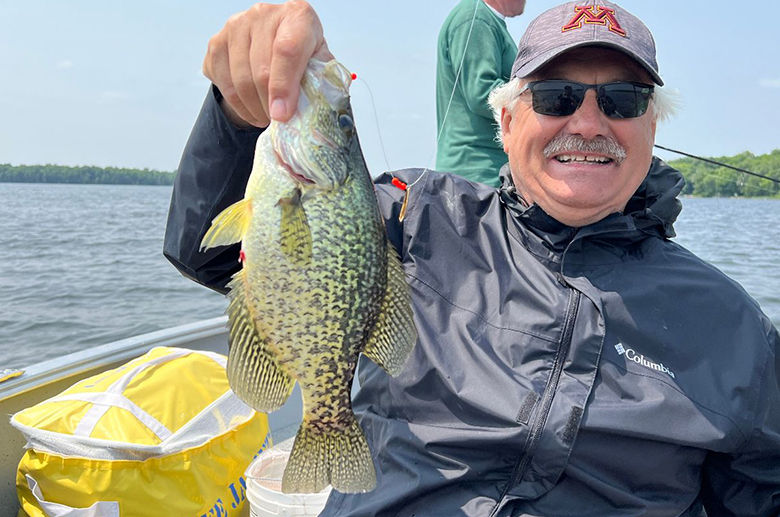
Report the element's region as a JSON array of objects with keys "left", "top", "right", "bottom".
[{"left": 0, "top": 316, "right": 228, "bottom": 403}]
